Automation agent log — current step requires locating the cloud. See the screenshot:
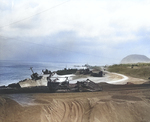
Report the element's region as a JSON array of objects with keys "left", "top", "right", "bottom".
[
  {"left": 1, "top": 0, "right": 150, "bottom": 40},
  {"left": 0, "top": 0, "right": 150, "bottom": 64}
]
